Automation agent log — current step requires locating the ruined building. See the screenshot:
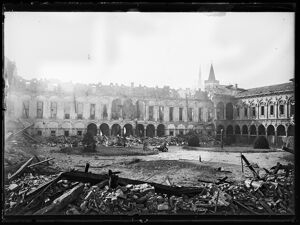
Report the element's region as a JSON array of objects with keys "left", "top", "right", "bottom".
[{"left": 4, "top": 57, "right": 294, "bottom": 146}]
